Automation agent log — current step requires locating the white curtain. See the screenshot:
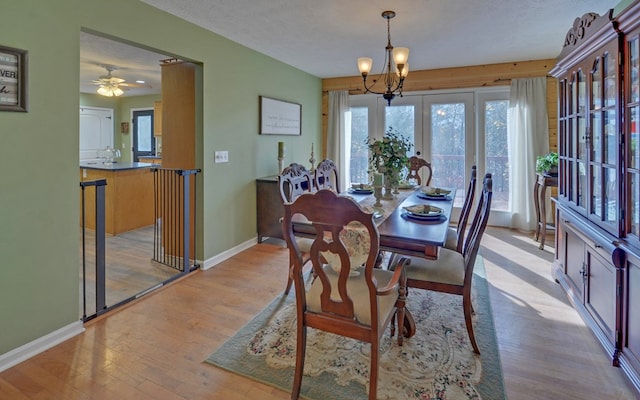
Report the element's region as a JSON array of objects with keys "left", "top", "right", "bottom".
[
  {"left": 508, "top": 77, "right": 549, "bottom": 231},
  {"left": 327, "top": 90, "right": 350, "bottom": 192}
]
